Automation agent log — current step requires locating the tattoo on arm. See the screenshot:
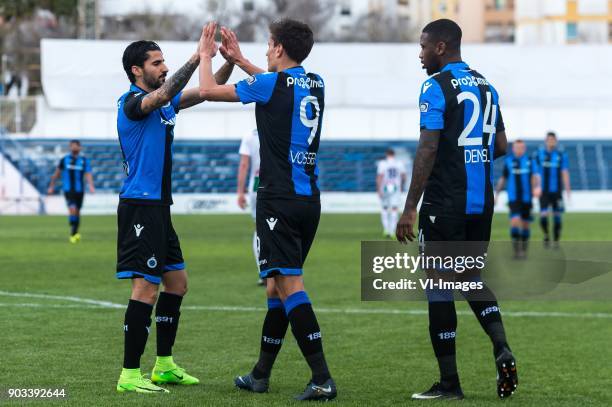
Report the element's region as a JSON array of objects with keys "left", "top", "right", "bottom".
[
  {"left": 214, "top": 61, "right": 235, "bottom": 85},
  {"left": 142, "top": 54, "right": 200, "bottom": 113},
  {"left": 404, "top": 130, "right": 440, "bottom": 210}
]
